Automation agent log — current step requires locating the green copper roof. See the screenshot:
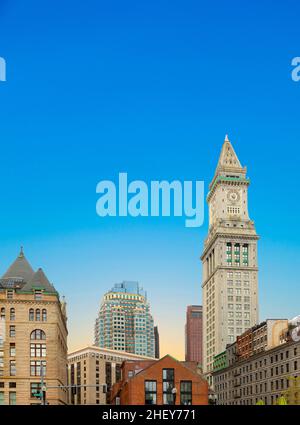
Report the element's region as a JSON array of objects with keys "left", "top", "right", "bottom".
[{"left": 209, "top": 175, "right": 250, "bottom": 194}]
